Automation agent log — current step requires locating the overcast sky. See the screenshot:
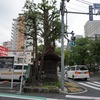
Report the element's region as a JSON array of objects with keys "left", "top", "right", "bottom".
[{"left": 0, "top": 0, "right": 100, "bottom": 45}]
